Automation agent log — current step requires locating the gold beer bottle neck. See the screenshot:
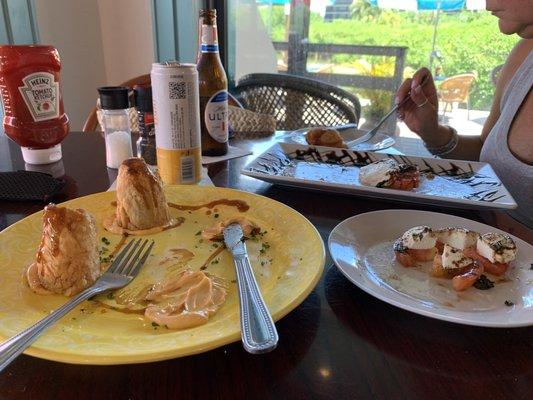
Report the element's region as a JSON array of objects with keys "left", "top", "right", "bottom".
[
  {"left": 200, "top": 9, "right": 217, "bottom": 27},
  {"left": 198, "top": 8, "right": 223, "bottom": 67}
]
